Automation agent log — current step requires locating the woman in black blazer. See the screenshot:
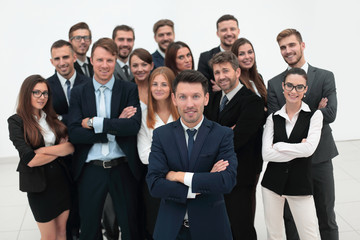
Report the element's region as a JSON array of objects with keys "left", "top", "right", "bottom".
[{"left": 8, "top": 75, "right": 74, "bottom": 240}]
